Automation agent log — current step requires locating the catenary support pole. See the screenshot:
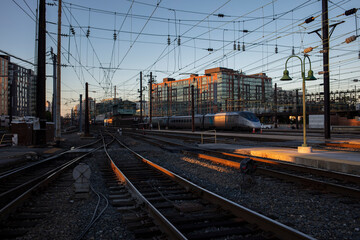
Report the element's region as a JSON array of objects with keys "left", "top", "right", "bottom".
[
  {"left": 35, "top": 0, "right": 46, "bottom": 145},
  {"left": 79, "top": 94, "right": 82, "bottom": 132},
  {"left": 52, "top": 49, "right": 56, "bottom": 137},
  {"left": 140, "top": 71, "right": 142, "bottom": 123},
  {"left": 274, "top": 83, "right": 278, "bottom": 128},
  {"left": 296, "top": 89, "right": 299, "bottom": 129},
  {"left": 85, "top": 83, "right": 89, "bottom": 135},
  {"left": 322, "top": 0, "right": 331, "bottom": 139},
  {"left": 191, "top": 85, "right": 195, "bottom": 132},
  {"left": 149, "top": 72, "right": 152, "bottom": 129},
  {"left": 55, "top": 0, "right": 61, "bottom": 142}
]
